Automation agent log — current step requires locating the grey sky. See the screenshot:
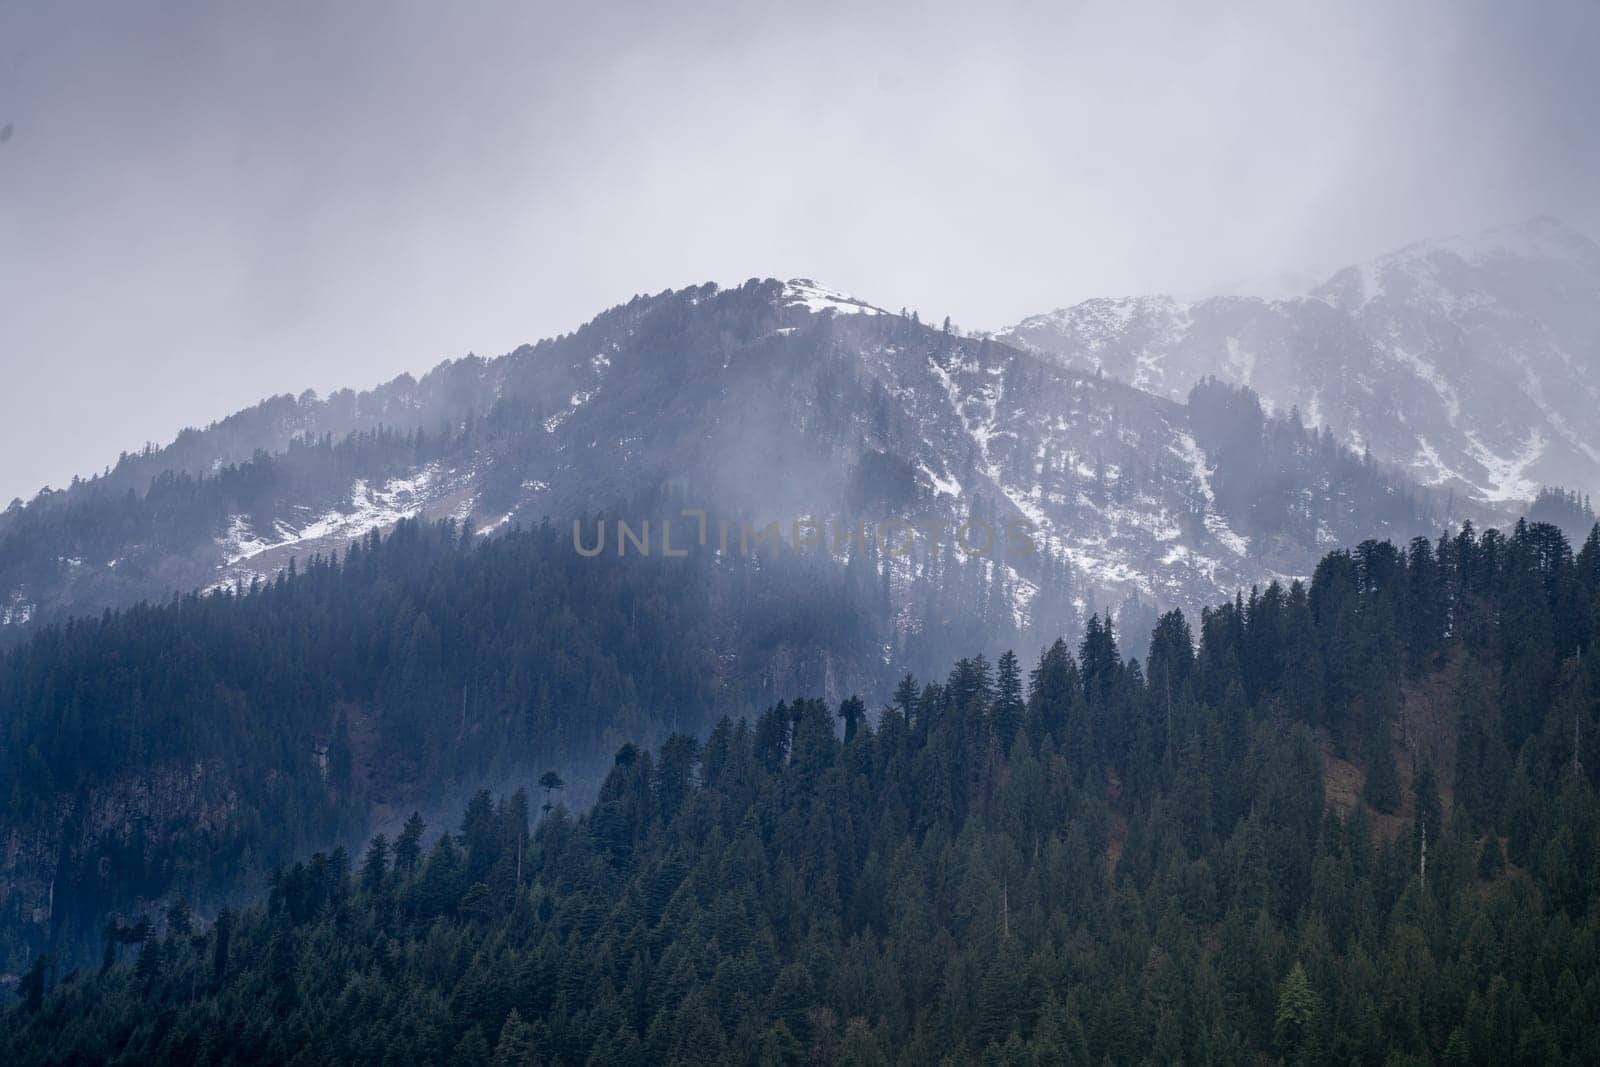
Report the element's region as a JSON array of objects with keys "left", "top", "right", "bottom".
[{"left": 2, "top": 0, "right": 1597, "bottom": 503}]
